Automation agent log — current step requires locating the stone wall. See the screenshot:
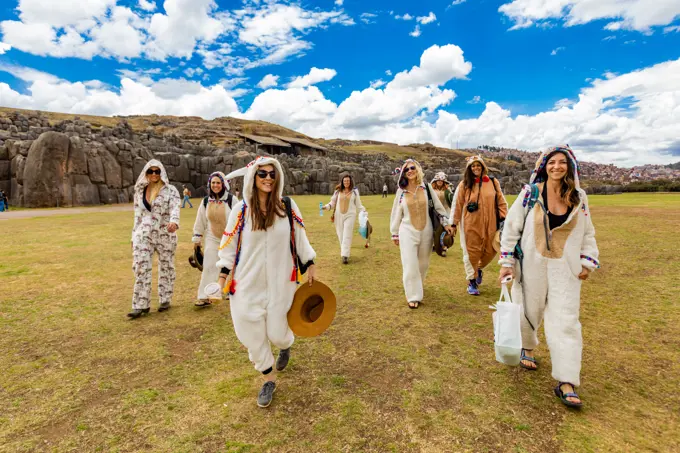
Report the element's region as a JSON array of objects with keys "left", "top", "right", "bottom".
[{"left": 0, "top": 111, "right": 531, "bottom": 208}]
